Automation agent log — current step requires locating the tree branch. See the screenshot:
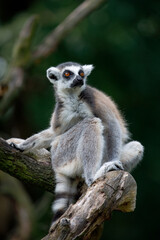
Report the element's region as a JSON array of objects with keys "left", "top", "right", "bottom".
[
  {"left": 0, "top": 138, "right": 137, "bottom": 240},
  {"left": 43, "top": 171, "right": 137, "bottom": 240},
  {"left": 32, "top": 0, "right": 107, "bottom": 62},
  {"left": 0, "top": 138, "right": 54, "bottom": 193}
]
